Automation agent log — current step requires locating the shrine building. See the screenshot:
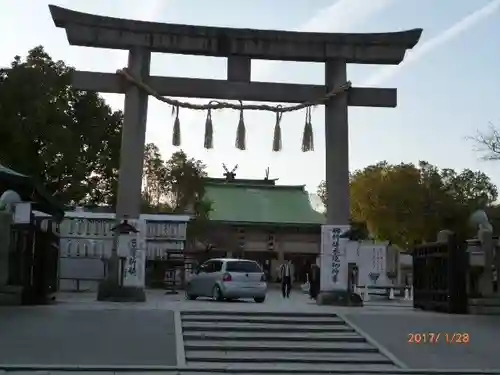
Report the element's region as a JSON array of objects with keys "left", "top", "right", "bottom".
[{"left": 187, "top": 172, "right": 325, "bottom": 283}]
